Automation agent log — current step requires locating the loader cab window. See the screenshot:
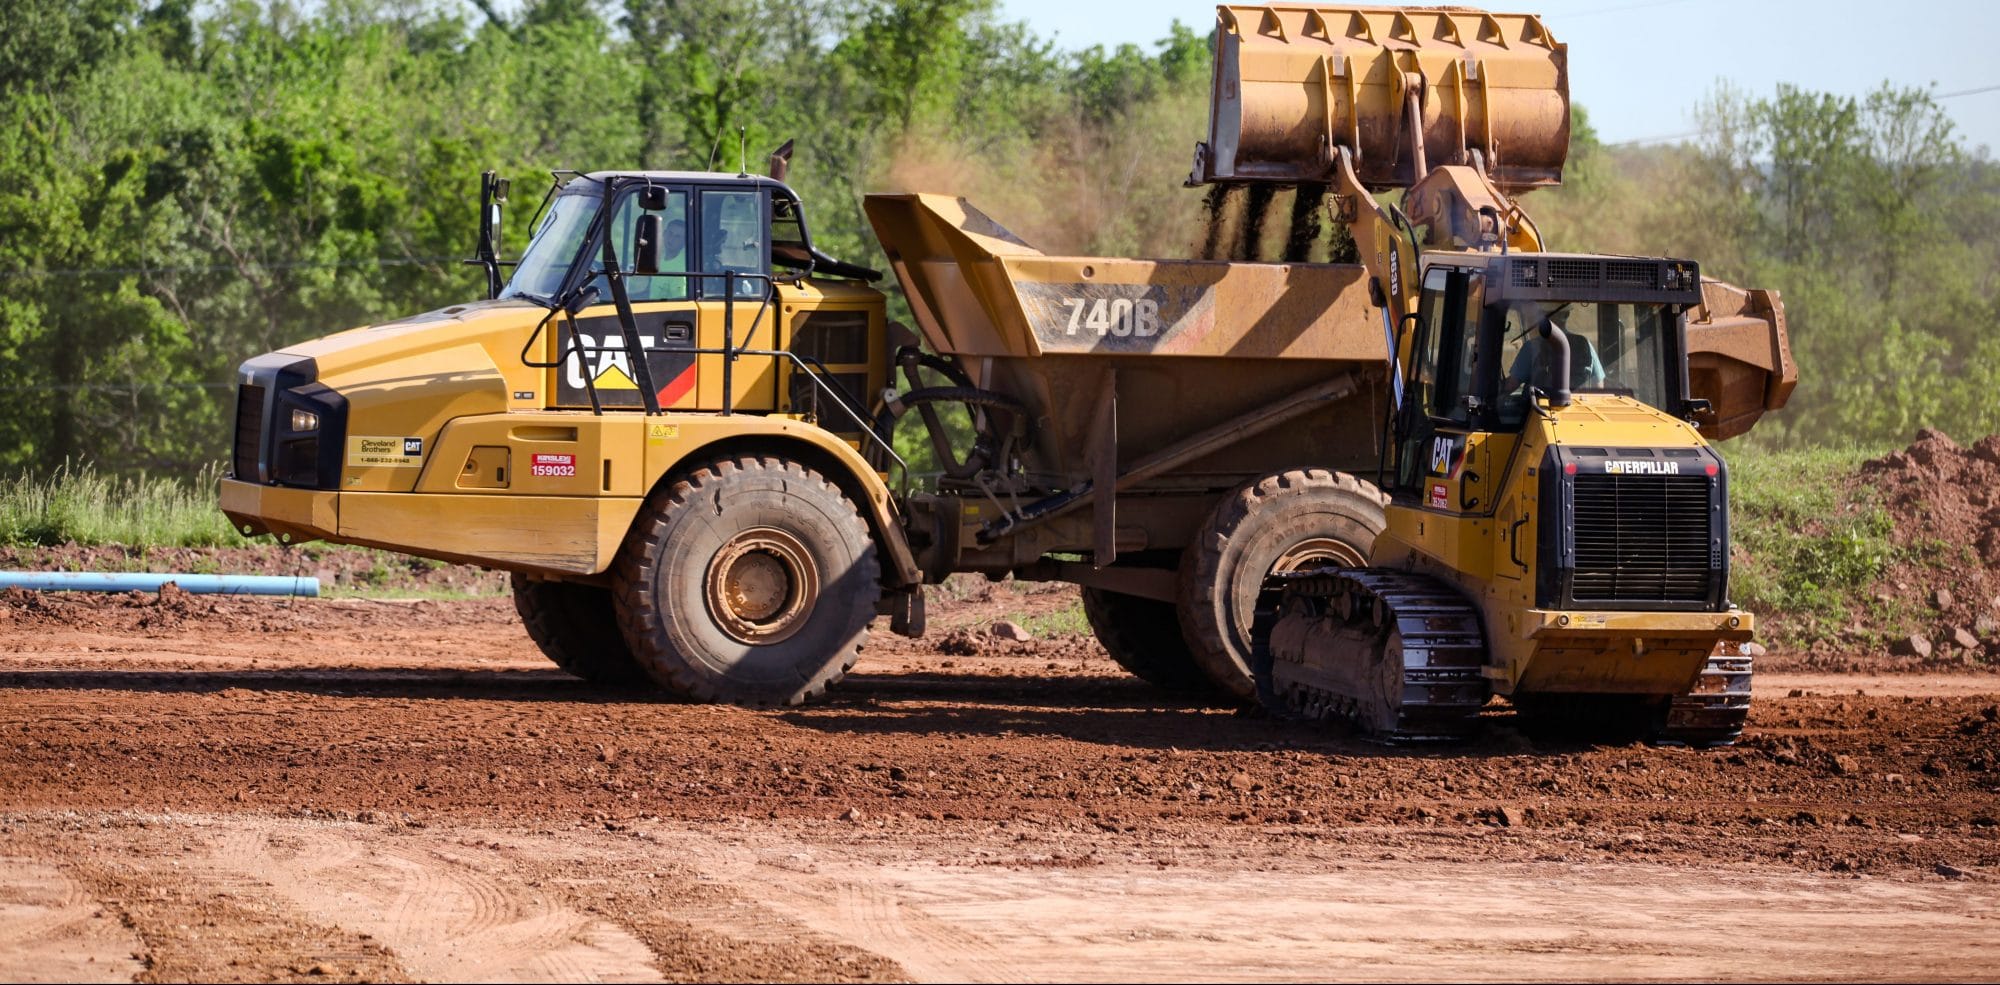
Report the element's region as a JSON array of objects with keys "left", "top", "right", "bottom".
[
  {"left": 771, "top": 193, "right": 811, "bottom": 273},
  {"left": 1410, "top": 267, "right": 1482, "bottom": 423},
  {"left": 698, "top": 188, "right": 767, "bottom": 299},
  {"left": 1494, "top": 300, "right": 1673, "bottom": 427},
  {"left": 1397, "top": 267, "right": 1478, "bottom": 492}
]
